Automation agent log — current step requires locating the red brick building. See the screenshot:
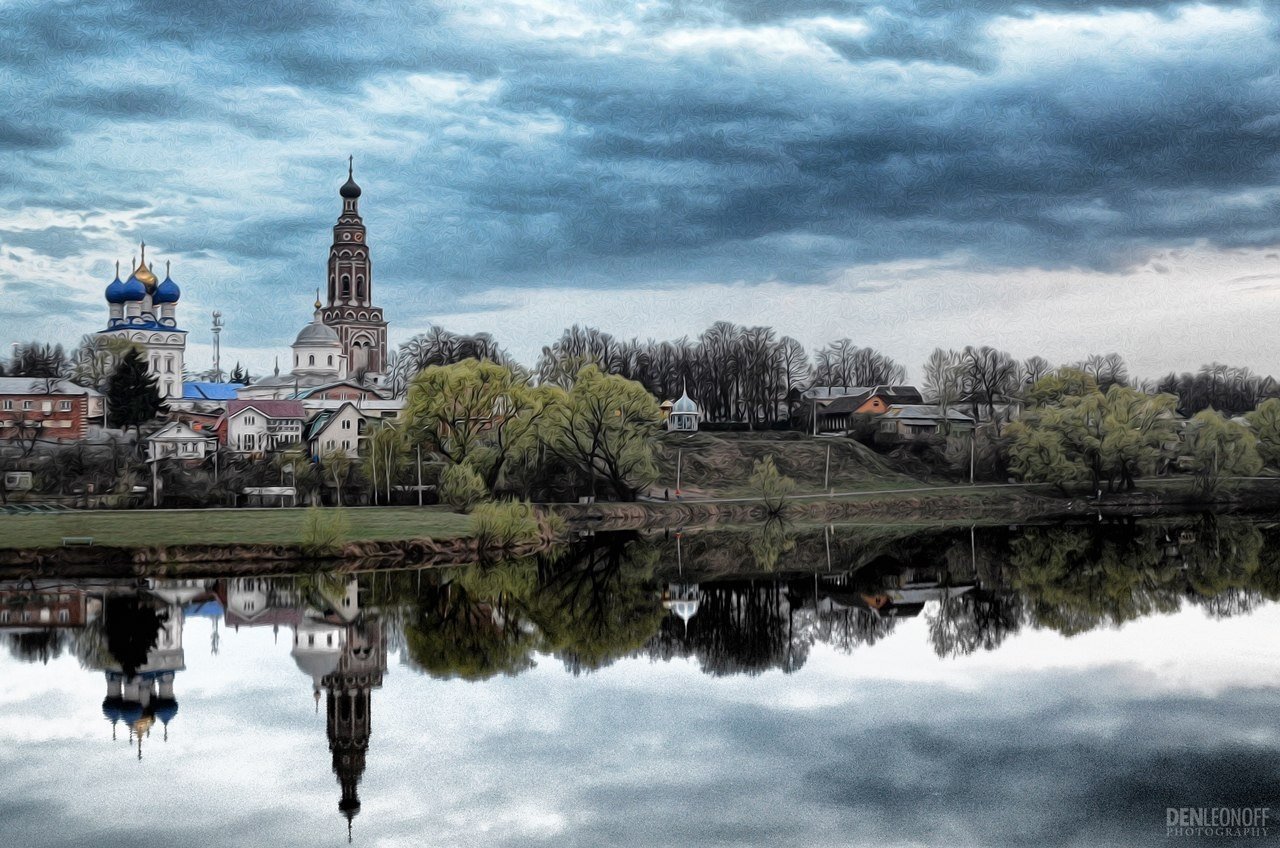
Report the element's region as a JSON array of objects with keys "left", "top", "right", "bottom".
[{"left": 0, "top": 378, "right": 90, "bottom": 444}]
